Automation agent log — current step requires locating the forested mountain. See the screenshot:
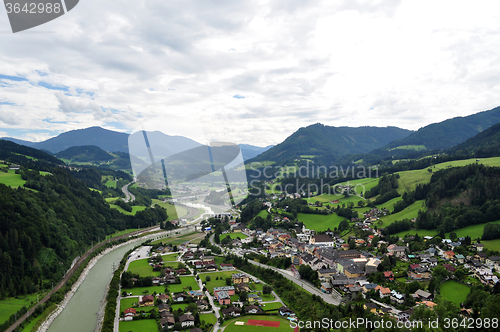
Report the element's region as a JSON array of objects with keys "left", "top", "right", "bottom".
[
  {"left": 0, "top": 140, "right": 63, "bottom": 166},
  {"left": 447, "top": 122, "right": 500, "bottom": 158},
  {"left": 0, "top": 142, "right": 171, "bottom": 299},
  {"left": 375, "top": 106, "right": 500, "bottom": 154},
  {"left": 55, "top": 145, "right": 114, "bottom": 162},
  {"left": 250, "top": 124, "right": 412, "bottom": 163}
]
